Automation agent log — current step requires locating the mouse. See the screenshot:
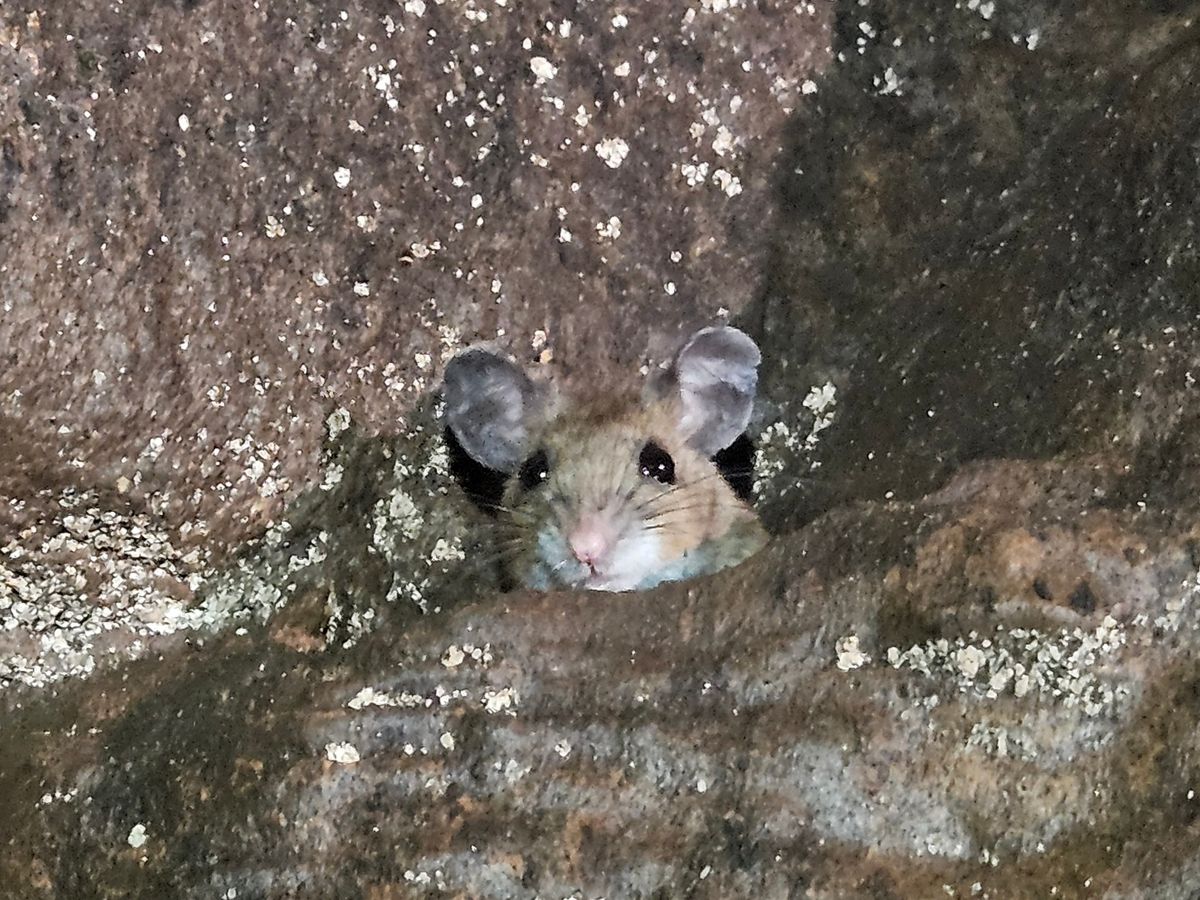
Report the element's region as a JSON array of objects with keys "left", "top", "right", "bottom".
[{"left": 442, "top": 325, "right": 768, "bottom": 592}]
